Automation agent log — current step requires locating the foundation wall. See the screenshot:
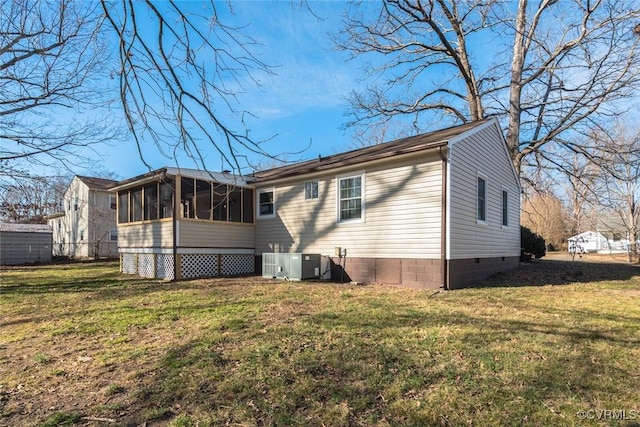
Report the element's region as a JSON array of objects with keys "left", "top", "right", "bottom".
[{"left": 447, "top": 256, "right": 520, "bottom": 289}]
